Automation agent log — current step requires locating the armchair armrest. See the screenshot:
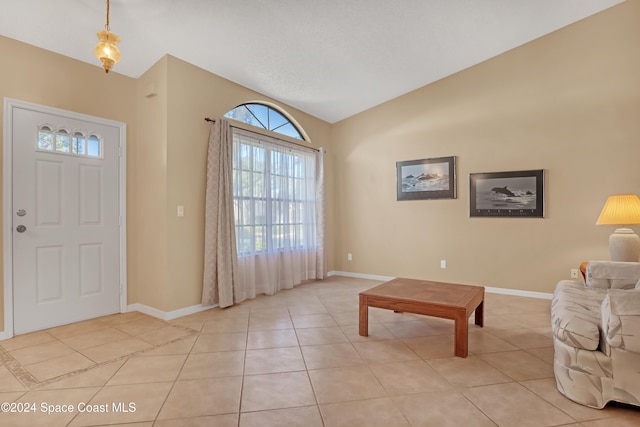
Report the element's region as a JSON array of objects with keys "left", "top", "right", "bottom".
[
  {"left": 586, "top": 261, "right": 640, "bottom": 289},
  {"left": 601, "top": 289, "right": 640, "bottom": 353}
]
